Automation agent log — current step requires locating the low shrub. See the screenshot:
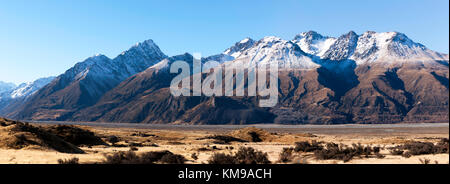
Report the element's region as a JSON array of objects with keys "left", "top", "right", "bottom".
[
  {"left": 103, "top": 151, "right": 141, "bottom": 164},
  {"left": 191, "top": 153, "right": 198, "bottom": 160},
  {"left": 402, "top": 151, "right": 412, "bottom": 158},
  {"left": 105, "top": 136, "right": 120, "bottom": 144},
  {"left": 235, "top": 147, "right": 270, "bottom": 164},
  {"left": 102, "top": 150, "right": 186, "bottom": 164},
  {"left": 294, "top": 141, "right": 323, "bottom": 152},
  {"left": 159, "top": 153, "right": 187, "bottom": 164},
  {"left": 207, "top": 147, "right": 271, "bottom": 164},
  {"left": 314, "top": 143, "right": 381, "bottom": 162},
  {"left": 248, "top": 131, "right": 262, "bottom": 142},
  {"left": 400, "top": 142, "right": 435, "bottom": 155},
  {"left": 128, "top": 142, "right": 143, "bottom": 147},
  {"left": 390, "top": 149, "right": 404, "bottom": 155},
  {"left": 208, "top": 153, "right": 238, "bottom": 164},
  {"left": 375, "top": 153, "right": 385, "bottom": 159},
  {"left": 419, "top": 158, "right": 431, "bottom": 164},
  {"left": 197, "top": 147, "right": 211, "bottom": 152},
  {"left": 278, "top": 147, "right": 294, "bottom": 163},
  {"left": 58, "top": 157, "right": 79, "bottom": 164},
  {"left": 140, "top": 150, "right": 186, "bottom": 164},
  {"left": 112, "top": 143, "right": 128, "bottom": 147},
  {"left": 389, "top": 139, "right": 449, "bottom": 156},
  {"left": 131, "top": 132, "right": 155, "bottom": 137},
  {"left": 434, "top": 138, "right": 449, "bottom": 154}
]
